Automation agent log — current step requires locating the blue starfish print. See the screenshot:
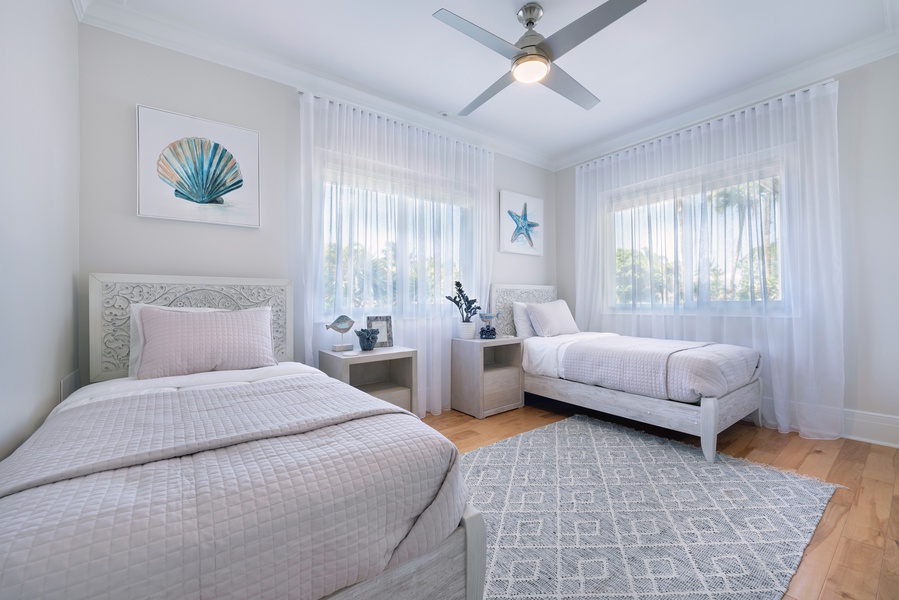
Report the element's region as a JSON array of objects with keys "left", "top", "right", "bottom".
[{"left": 508, "top": 202, "right": 540, "bottom": 247}]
